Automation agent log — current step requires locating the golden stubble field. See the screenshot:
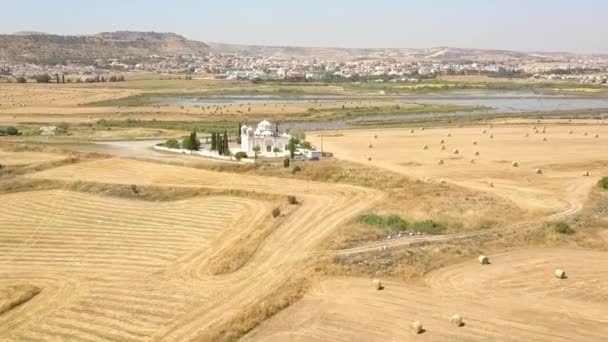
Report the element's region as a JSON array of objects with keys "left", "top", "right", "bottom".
[
  {"left": 1, "top": 121, "right": 608, "bottom": 341},
  {"left": 311, "top": 124, "right": 608, "bottom": 216}
]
